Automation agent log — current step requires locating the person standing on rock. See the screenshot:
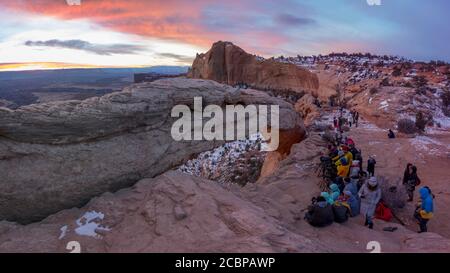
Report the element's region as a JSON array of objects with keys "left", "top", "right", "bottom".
[
  {"left": 414, "top": 187, "right": 434, "bottom": 233},
  {"left": 355, "top": 111, "right": 360, "bottom": 127},
  {"left": 405, "top": 165, "right": 421, "bottom": 202},
  {"left": 358, "top": 177, "right": 381, "bottom": 229},
  {"left": 367, "top": 156, "right": 376, "bottom": 177}
]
